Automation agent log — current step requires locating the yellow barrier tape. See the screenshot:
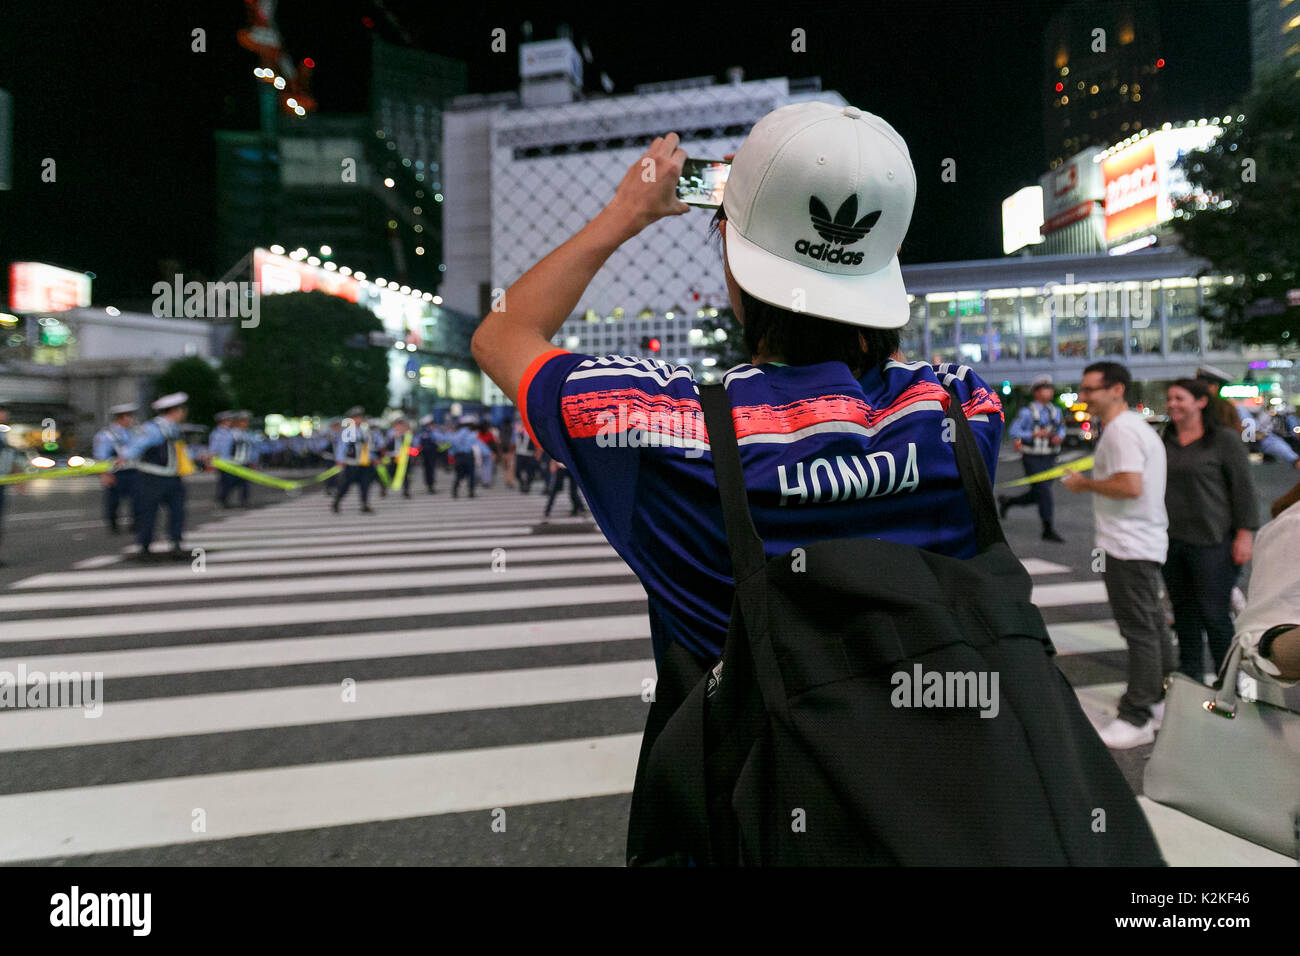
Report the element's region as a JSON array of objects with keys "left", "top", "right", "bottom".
[
  {"left": 375, "top": 433, "right": 413, "bottom": 489},
  {"left": 210, "top": 458, "right": 340, "bottom": 490},
  {"left": 0, "top": 461, "right": 115, "bottom": 485},
  {"left": 392, "top": 433, "right": 412, "bottom": 488},
  {"left": 998, "top": 456, "right": 1094, "bottom": 489}
]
